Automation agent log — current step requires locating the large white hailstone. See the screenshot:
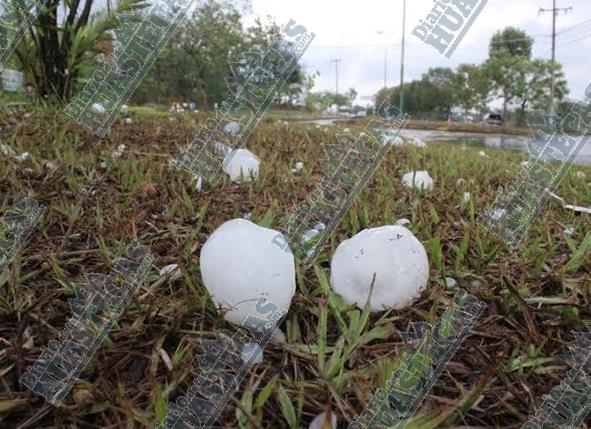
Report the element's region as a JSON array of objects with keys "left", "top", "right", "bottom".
[
  {"left": 200, "top": 219, "right": 296, "bottom": 327},
  {"left": 222, "top": 149, "right": 260, "bottom": 182},
  {"left": 330, "top": 225, "right": 429, "bottom": 312},
  {"left": 402, "top": 171, "right": 434, "bottom": 191}
]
